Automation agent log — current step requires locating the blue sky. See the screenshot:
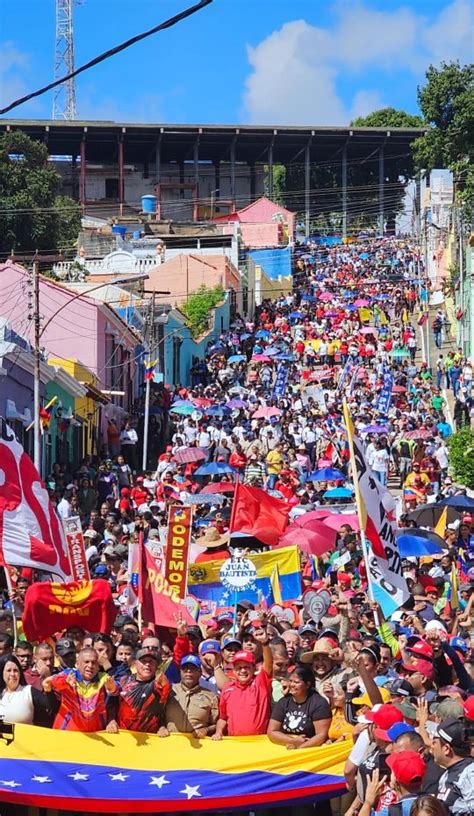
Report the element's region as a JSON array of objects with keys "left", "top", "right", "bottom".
[{"left": 0, "top": 0, "right": 471, "bottom": 125}]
